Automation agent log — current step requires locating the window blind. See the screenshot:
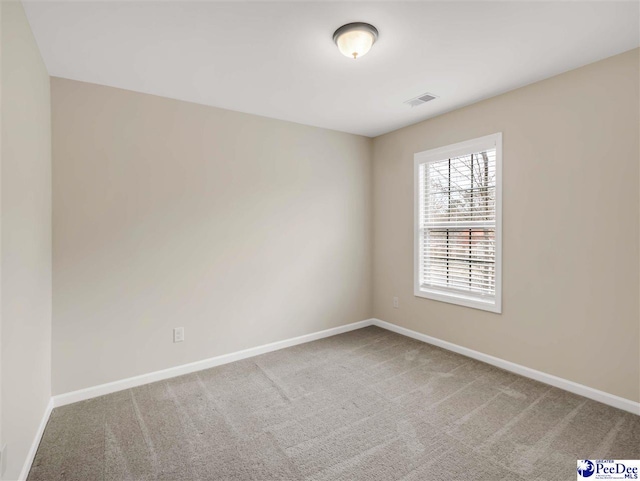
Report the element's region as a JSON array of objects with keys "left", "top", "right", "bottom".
[{"left": 418, "top": 148, "right": 497, "bottom": 299}]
